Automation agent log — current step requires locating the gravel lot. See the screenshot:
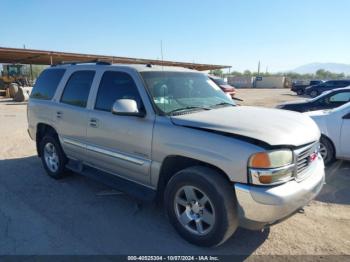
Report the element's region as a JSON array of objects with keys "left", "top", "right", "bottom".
[{"left": 0, "top": 89, "right": 349, "bottom": 256}]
